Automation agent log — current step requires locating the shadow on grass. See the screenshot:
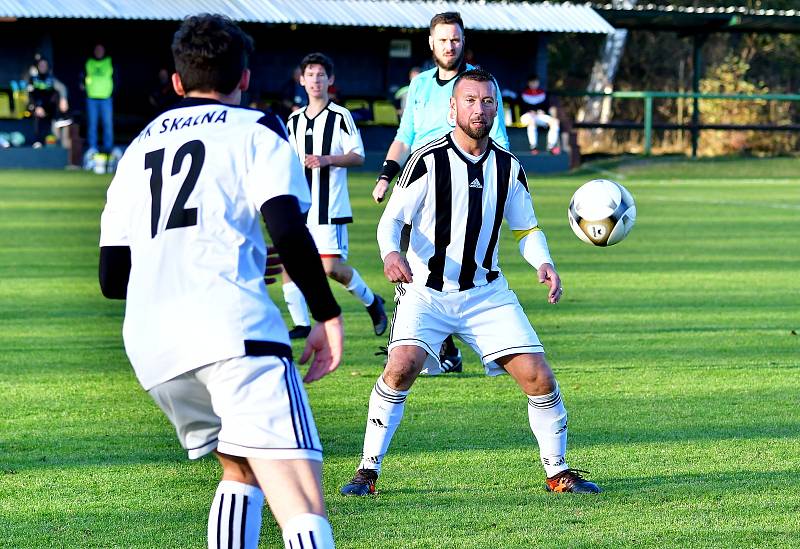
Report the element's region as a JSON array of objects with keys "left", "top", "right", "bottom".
[
  {"left": 331, "top": 469, "right": 800, "bottom": 514},
  {"left": 320, "top": 385, "right": 800, "bottom": 459},
  {"left": 0, "top": 432, "right": 182, "bottom": 472},
  {"left": 6, "top": 383, "right": 799, "bottom": 475},
  {"left": 600, "top": 469, "right": 800, "bottom": 494}
]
